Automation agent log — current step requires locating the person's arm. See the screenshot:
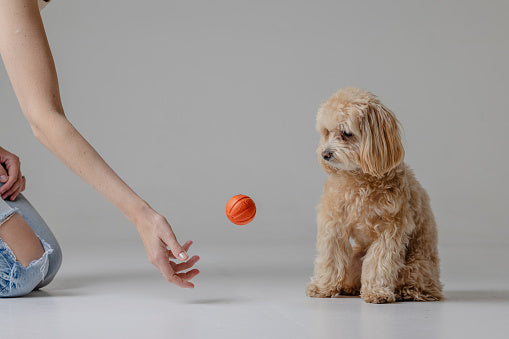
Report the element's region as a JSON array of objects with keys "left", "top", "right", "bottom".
[{"left": 0, "top": 0, "right": 199, "bottom": 287}]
